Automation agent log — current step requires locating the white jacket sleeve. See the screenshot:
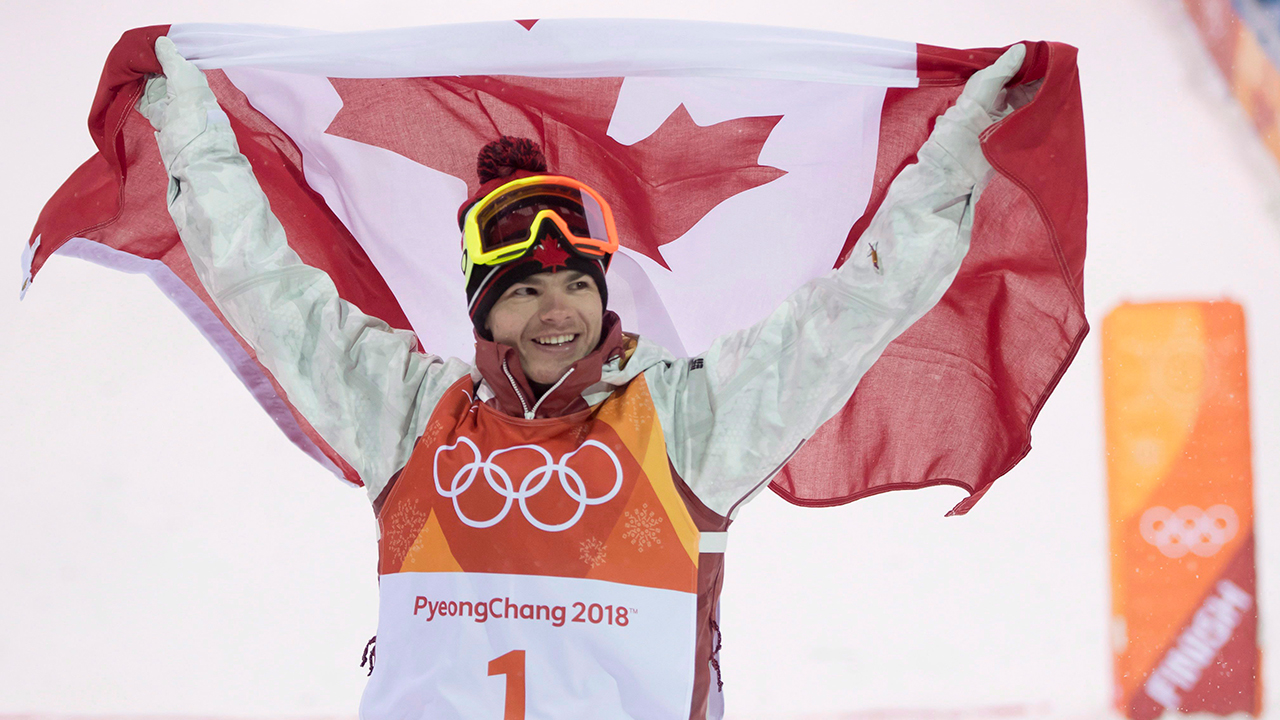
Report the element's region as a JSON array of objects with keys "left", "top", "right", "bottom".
[
  {"left": 647, "top": 45, "right": 1028, "bottom": 518},
  {"left": 138, "top": 37, "right": 470, "bottom": 502}
]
